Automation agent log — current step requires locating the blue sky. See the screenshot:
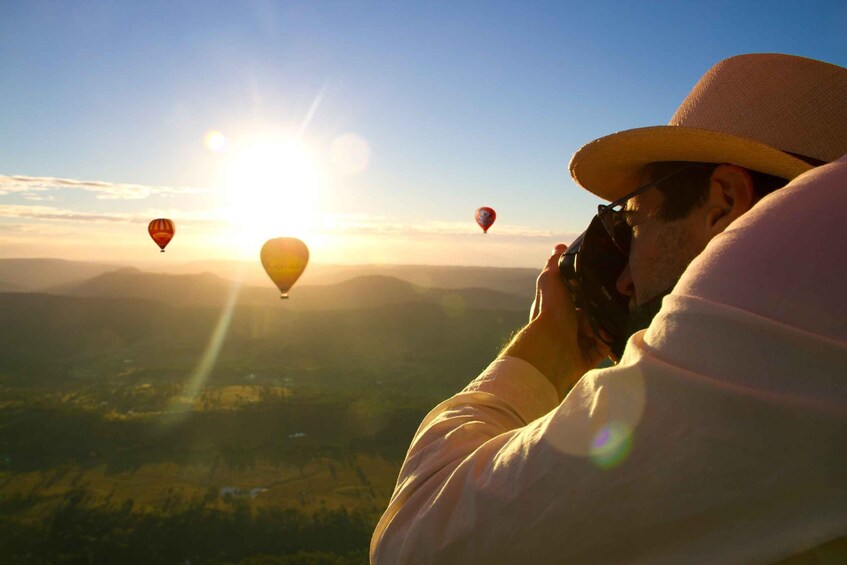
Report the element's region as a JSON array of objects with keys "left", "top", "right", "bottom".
[{"left": 1, "top": 1, "right": 845, "bottom": 267}]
